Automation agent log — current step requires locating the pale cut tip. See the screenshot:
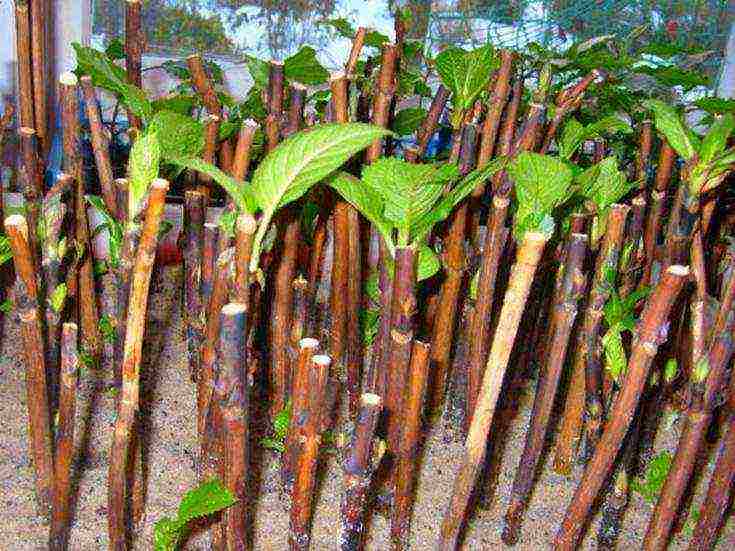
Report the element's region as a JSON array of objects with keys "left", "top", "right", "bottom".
[
  {"left": 59, "top": 71, "right": 78, "bottom": 86},
  {"left": 205, "top": 114, "right": 221, "bottom": 124},
  {"left": 361, "top": 393, "right": 382, "bottom": 407},
  {"left": 571, "top": 232, "right": 589, "bottom": 241},
  {"left": 312, "top": 354, "right": 332, "bottom": 366},
  {"left": 270, "top": 60, "right": 284, "bottom": 67},
  {"left": 221, "top": 303, "right": 247, "bottom": 315},
  {"left": 204, "top": 222, "right": 219, "bottom": 230},
  {"left": 291, "top": 82, "right": 308, "bottom": 91},
  {"left": 330, "top": 71, "right": 347, "bottom": 81},
  {"left": 523, "top": 231, "right": 549, "bottom": 243},
  {"left": 150, "top": 178, "right": 169, "bottom": 190},
  {"left": 243, "top": 118, "right": 259, "bottom": 129},
  {"left": 299, "top": 337, "right": 319, "bottom": 350},
  {"left": 18, "top": 126, "right": 36, "bottom": 136},
  {"left": 632, "top": 196, "right": 646, "bottom": 206},
  {"left": 5, "top": 214, "right": 27, "bottom": 227},
  {"left": 236, "top": 213, "right": 257, "bottom": 234},
  {"left": 667, "top": 265, "right": 690, "bottom": 277}
]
